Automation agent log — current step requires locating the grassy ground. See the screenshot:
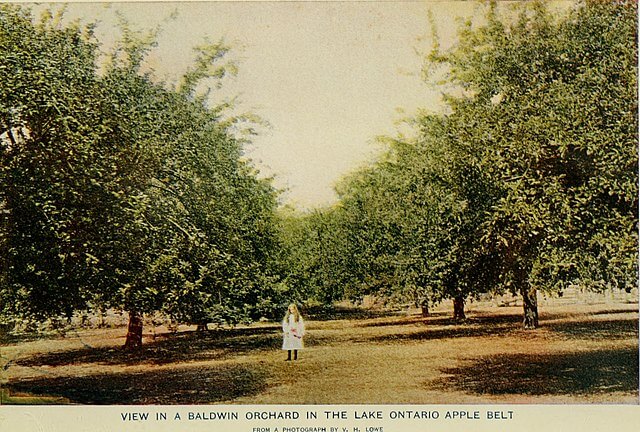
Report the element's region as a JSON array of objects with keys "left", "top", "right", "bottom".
[{"left": 1, "top": 299, "right": 638, "bottom": 405}]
